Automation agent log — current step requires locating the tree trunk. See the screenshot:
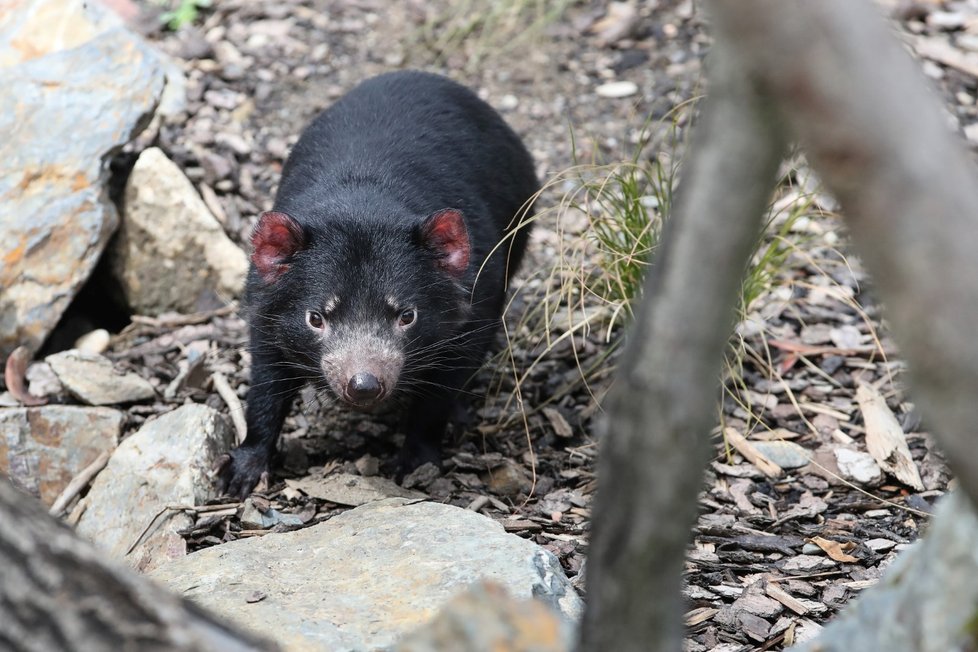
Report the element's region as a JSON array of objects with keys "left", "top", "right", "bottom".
[
  {"left": 0, "top": 478, "right": 277, "bottom": 652},
  {"left": 575, "top": 35, "right": 787, "bottom": 652}
]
